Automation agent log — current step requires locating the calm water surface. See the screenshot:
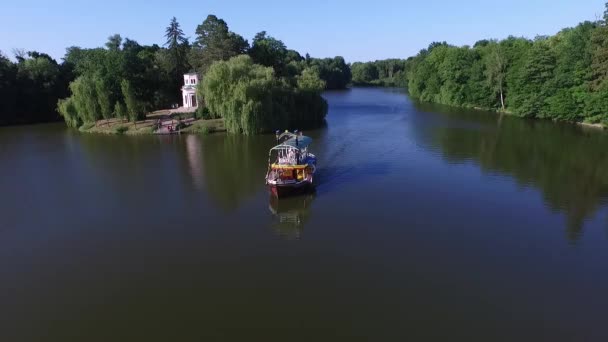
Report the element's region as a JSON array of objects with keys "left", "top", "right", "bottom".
[{"left": 1, "top": 88, "right": 607, "bottom": 341}]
